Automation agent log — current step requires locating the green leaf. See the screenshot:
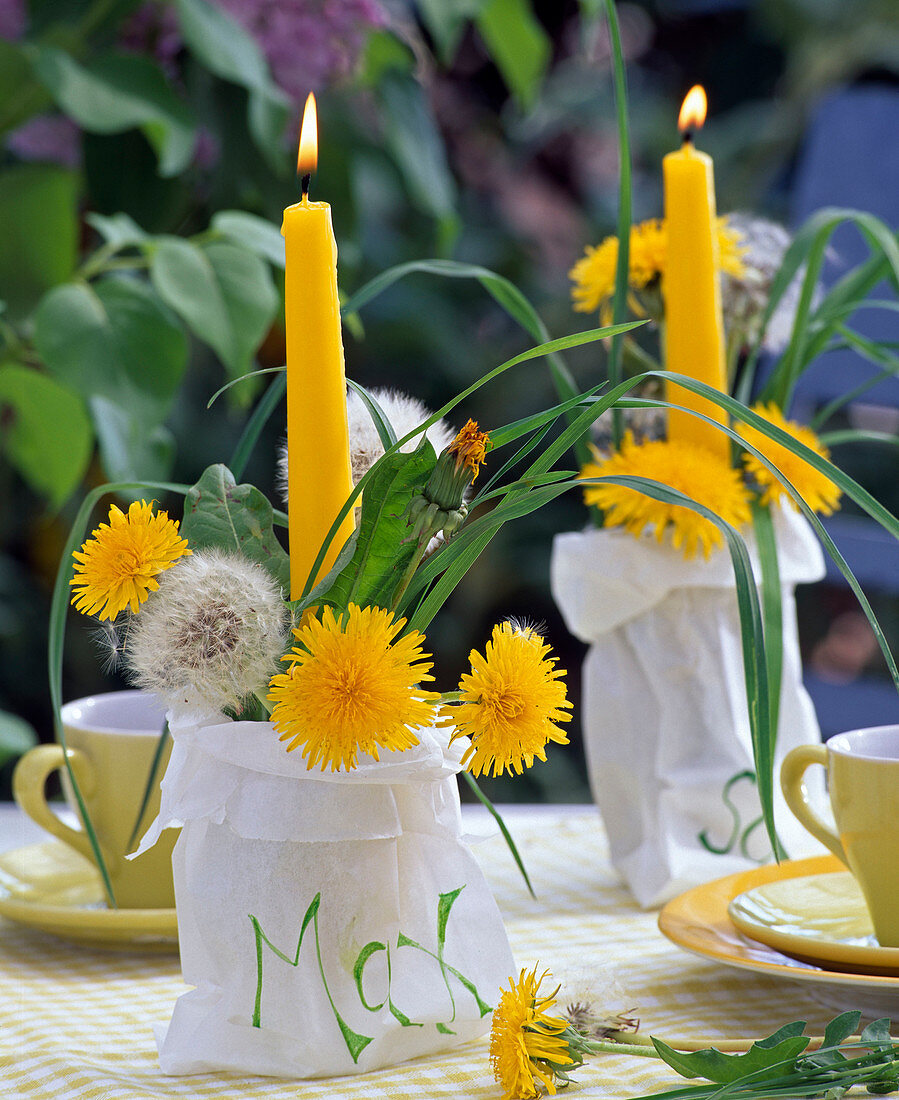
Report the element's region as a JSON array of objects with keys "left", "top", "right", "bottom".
[
  {"left": 297, "top": 322, "right": 640, "bottom": 592},
  {"left": 228, "top": 372, "right": 286, "bottom": 481},
  {"left": 173, "top": 0, "right": 288, "bottom": 163},
  {"left": 85, "top": 212, "right": 148, "bottom": 251},
  {"left": 30, "top": 47, "right": 196, "bottom": 177},
  {"left": 310, "top": 441, "right": 437, "bottom": 613},
  {"left": 0, "top": 710, "right": 38, "bottom": 767},
  {"left": 651, "top": 1023, "right": 810, "bottom": 1084},
  {"left": 180, "top": 464, "right": 290, "bottom": 591},
  {"left": 149, "top": 237, "right": 278, "bottom": 380},
  {"left": 211, "top": 210, "right": 285, "bottom": 268},
  {"left": 358, "top": 30, "right": 415, "bottom": 86},
  {"left": 475, "top": 0, "right": 550, "bottom": 109},
  {"left": 33, "top": 277, "right": 188, "bottom": 420},
  {"left": 0, "top": 38, "right": 51, "bottom": 134},
  {"left": 377, "top": 72, "right": 457, "bottom": 224},
  {"left": 799, "top": 1012, "right": 861, "bottom": 1070},
  {"left": 0, "top": 165, "right": 77, "bottom": 321},
  {"left": 0, "top": 364, "right": 92, "bottom": 506},
  {"left": 88, "top": 396, "right": 175, "bottom": 484},
  {"left": 416, "top": 0, "right": 484, "bottom": 63},
  {"left": 246, "top": 88, "right": 291, "bottom": 173},
  {"left": 173, "top": 0, "right": 284, "bottom": 97},
  {"left": 861, "top": 1019, "right": 894, "bottom": 1047}
]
